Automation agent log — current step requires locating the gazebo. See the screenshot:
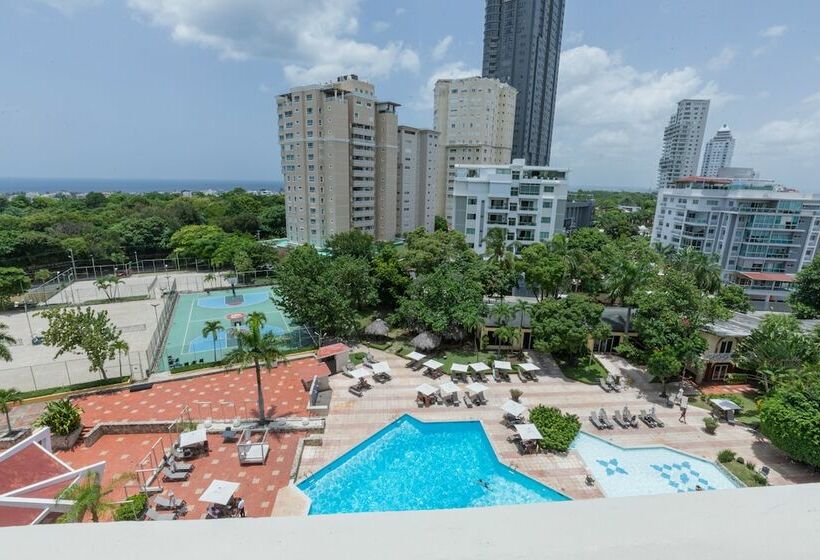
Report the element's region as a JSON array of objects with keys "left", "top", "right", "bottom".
[
  {"left": 411, "top": 331, "right": 441, "bottom": 352},
  {"left": 364, "top": 319, "right": 390, "bottom": 338}
]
